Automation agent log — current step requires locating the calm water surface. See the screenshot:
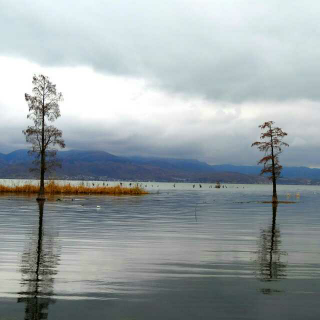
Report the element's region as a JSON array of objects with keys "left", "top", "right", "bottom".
[{"left": 1, "top": 183, "right": 320, "bottom": 319}]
